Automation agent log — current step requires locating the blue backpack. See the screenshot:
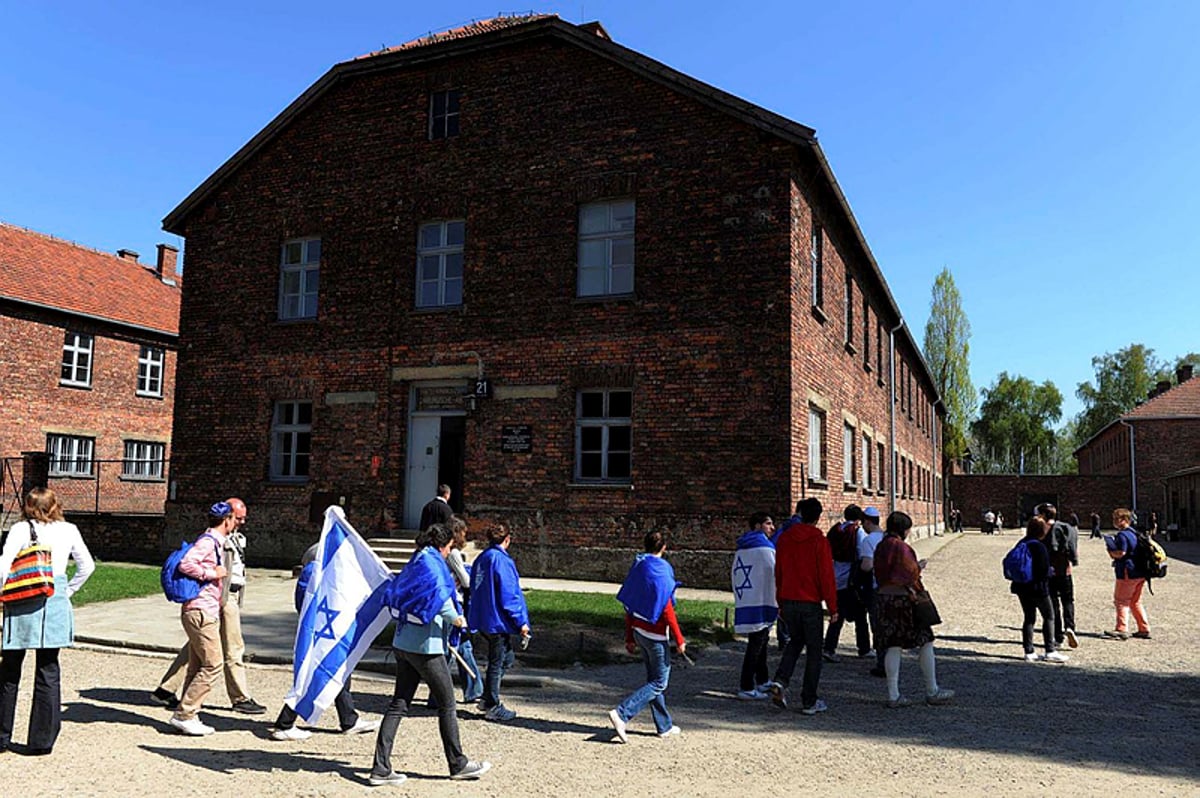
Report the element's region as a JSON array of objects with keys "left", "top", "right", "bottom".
[
  {"left": 1002, "top": 540, "right": 1034, "bottom": 583},
  {"left": 162, "top": 533, "right": 221, "bottom": 603}
]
